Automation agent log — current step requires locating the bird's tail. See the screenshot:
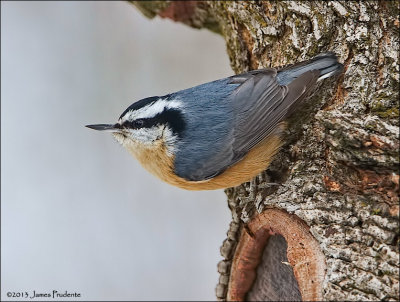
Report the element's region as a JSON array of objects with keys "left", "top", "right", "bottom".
[{"left": 276, "top": 52, "right": 343, "bottom": 86}]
